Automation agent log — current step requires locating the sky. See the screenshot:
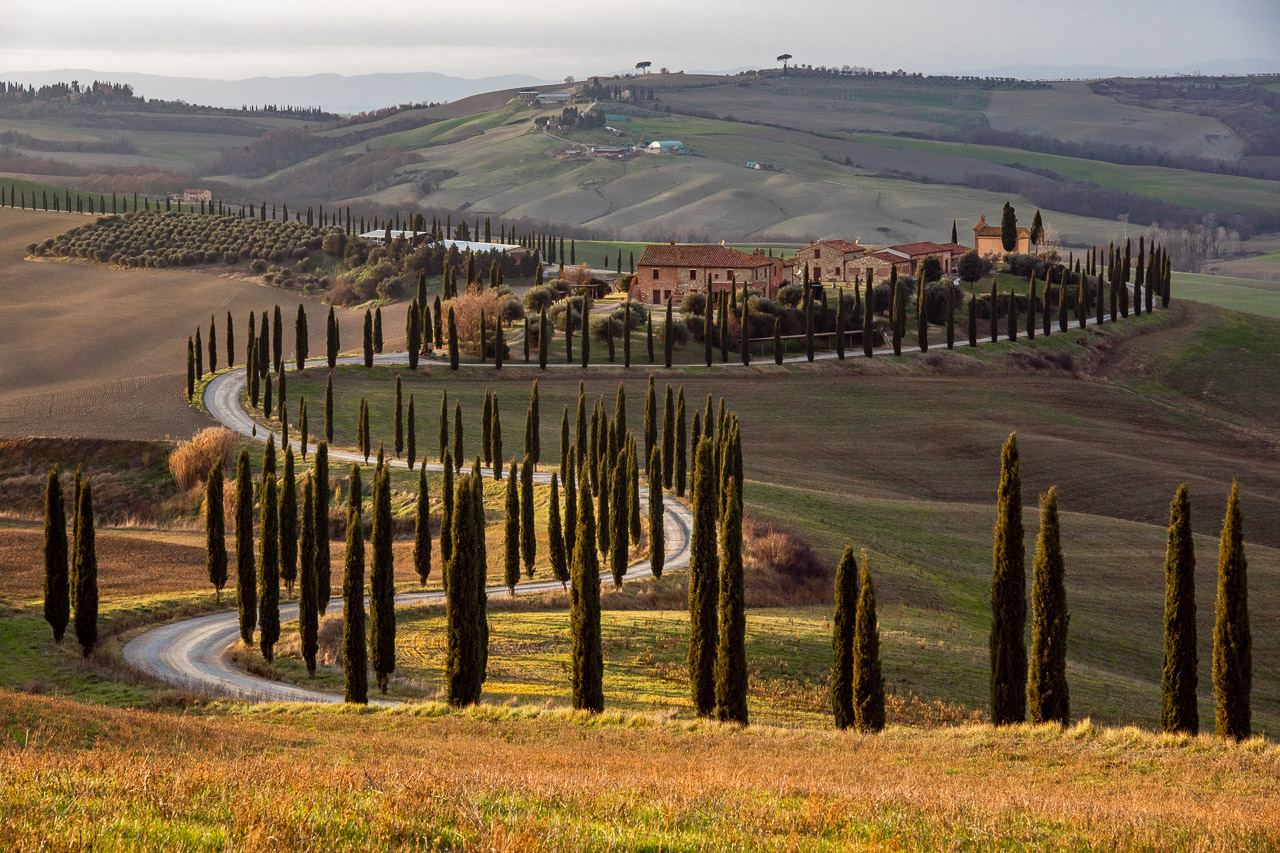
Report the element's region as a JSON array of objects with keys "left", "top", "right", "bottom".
[{"left": 1, "top": 0, "right": 1277, "bottom": 81}]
